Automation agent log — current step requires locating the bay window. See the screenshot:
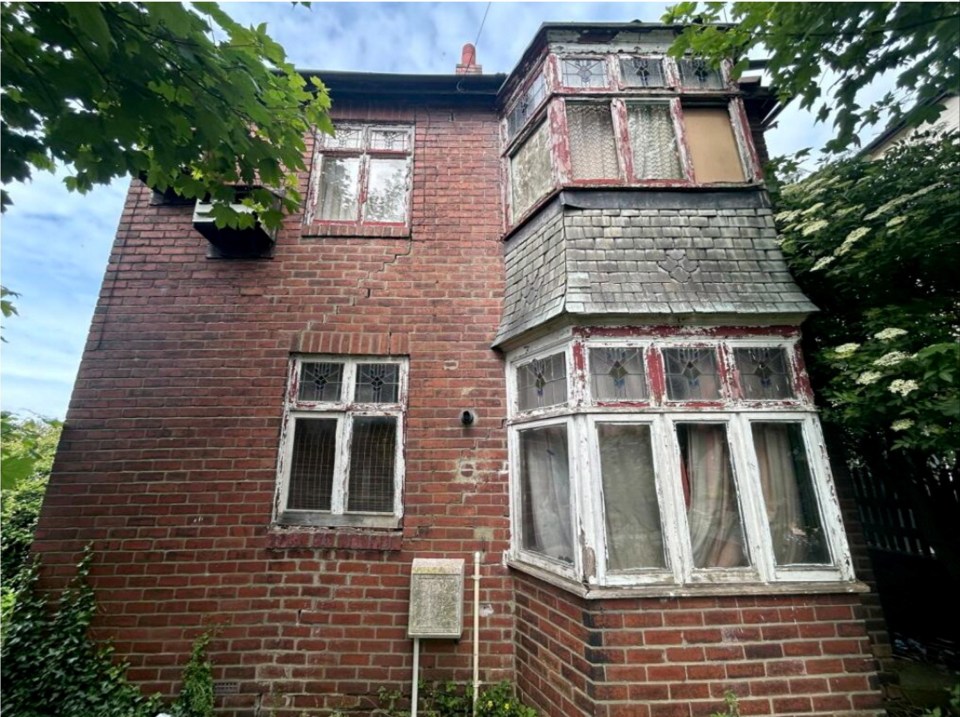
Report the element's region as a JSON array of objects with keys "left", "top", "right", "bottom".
[{"left": 507, "top": 334, "right": 854, "bottom": 591}]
